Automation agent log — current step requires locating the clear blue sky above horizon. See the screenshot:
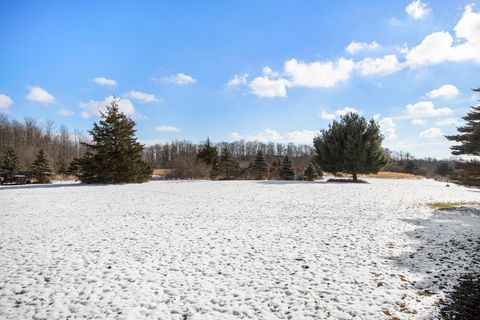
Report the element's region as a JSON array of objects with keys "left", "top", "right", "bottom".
[{"left": 1, "top": 0, "right": 480, "bottom": 159}]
